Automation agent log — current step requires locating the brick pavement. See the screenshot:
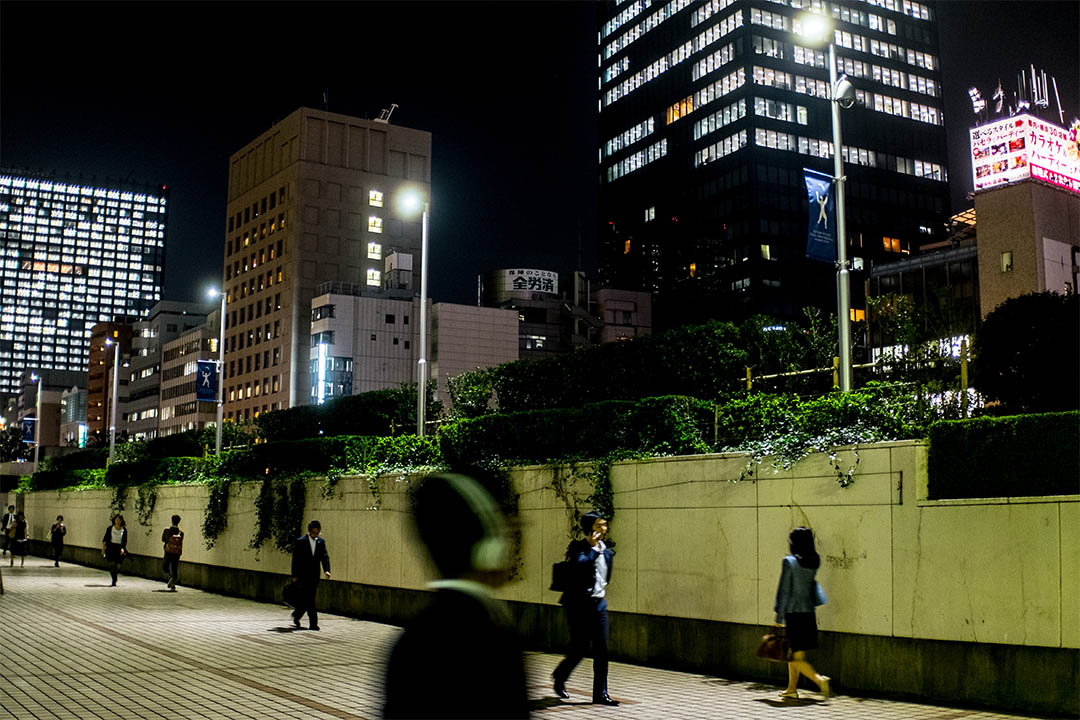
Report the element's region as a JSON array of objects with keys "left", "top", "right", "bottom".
[{"left": 0, "top": 558, "right": 1050, "bottom": 720}]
